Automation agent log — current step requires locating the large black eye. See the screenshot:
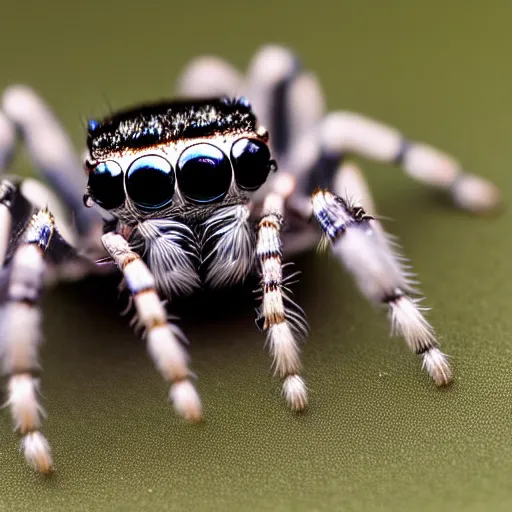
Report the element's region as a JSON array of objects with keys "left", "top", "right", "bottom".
[
  {"left": 231, "top": 138, "right": 275, "bottom": 191},
  {"left": 87, "top": 160, "right": 125, "bottom": 209},
  {"left": 126, "top": 155, "right": 175, "bottom": 209},
  {"left": 176, "top": 143, "right": 232, "bottom": 204}
]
